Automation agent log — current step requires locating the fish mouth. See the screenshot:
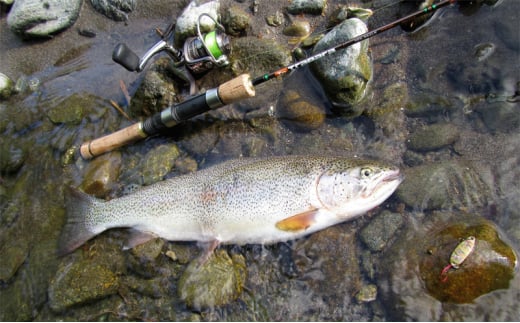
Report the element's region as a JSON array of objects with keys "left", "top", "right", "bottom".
[
  {"left": 363, "top": 169, "right": 403, "bottom": 198},
  {"left": 383, "top": 169, "right": 404, "bottom": 183}
]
